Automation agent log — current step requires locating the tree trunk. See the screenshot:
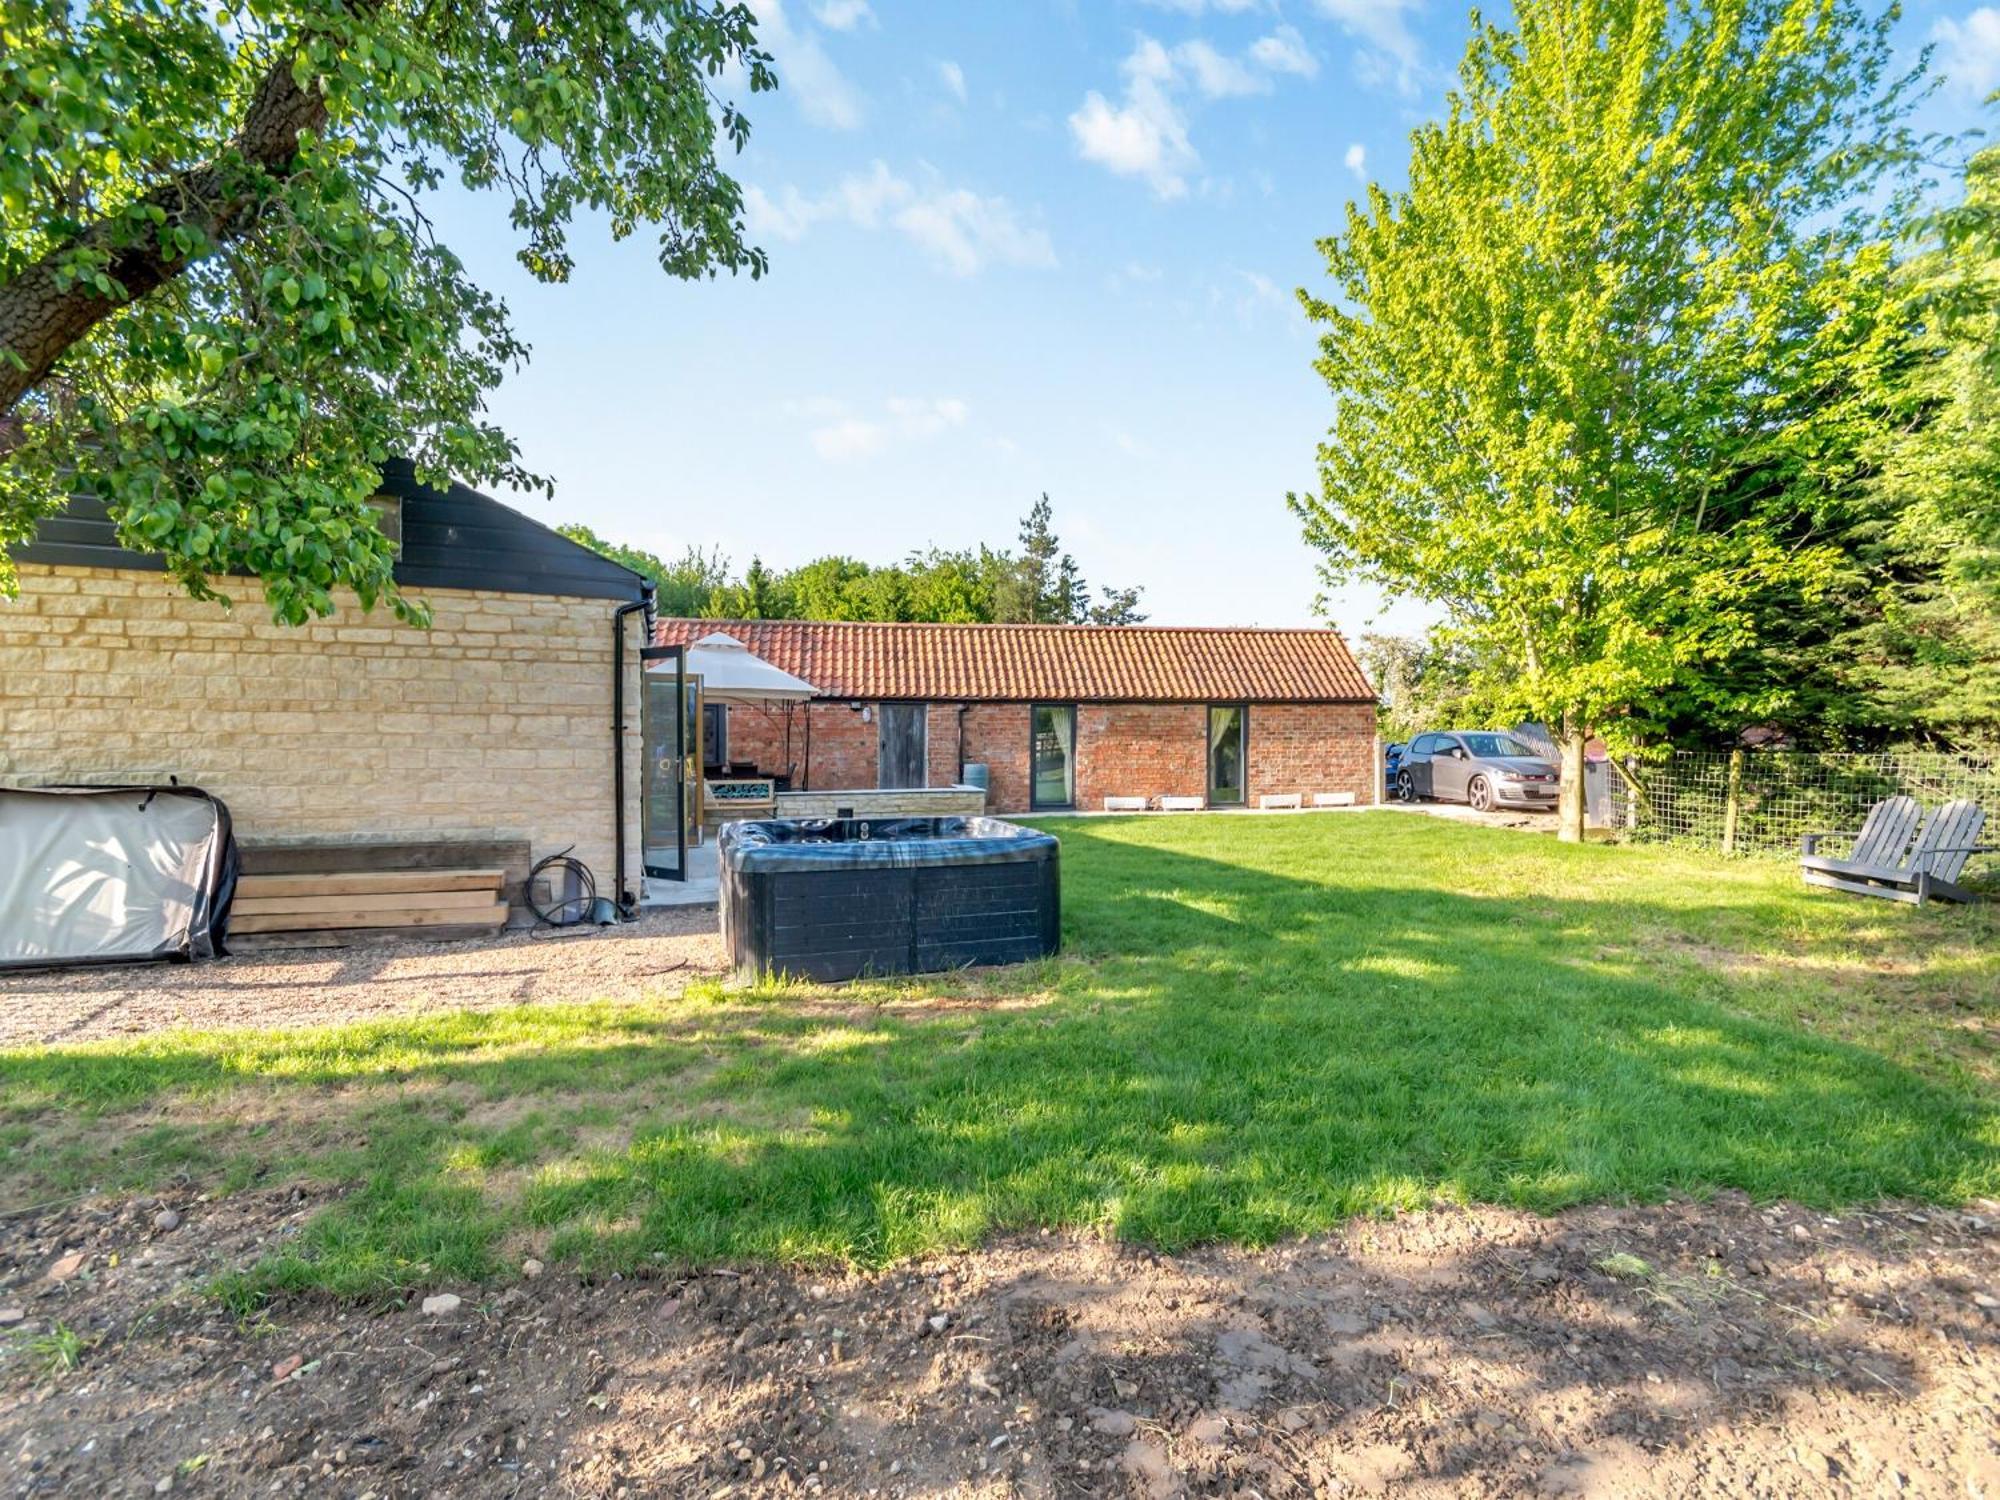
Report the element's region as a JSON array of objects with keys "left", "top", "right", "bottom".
[
  {"left": 0, "top": 57, "right": 328, "bottom": 418},
  {"left": 1557, "top": 715, "right": 1588, "bottom": 843}
]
